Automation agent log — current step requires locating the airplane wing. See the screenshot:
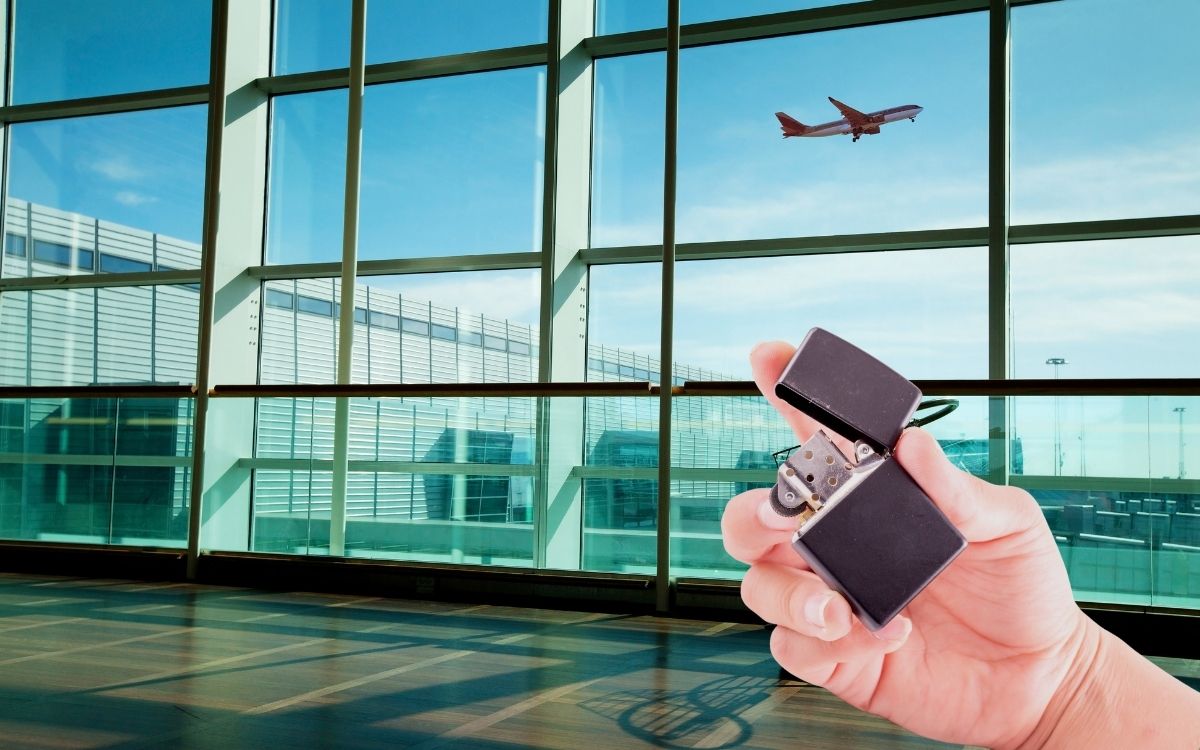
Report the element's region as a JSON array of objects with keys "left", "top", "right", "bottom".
[{"left": 828, "top": 97, "right": 871, "bottom": 127}]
